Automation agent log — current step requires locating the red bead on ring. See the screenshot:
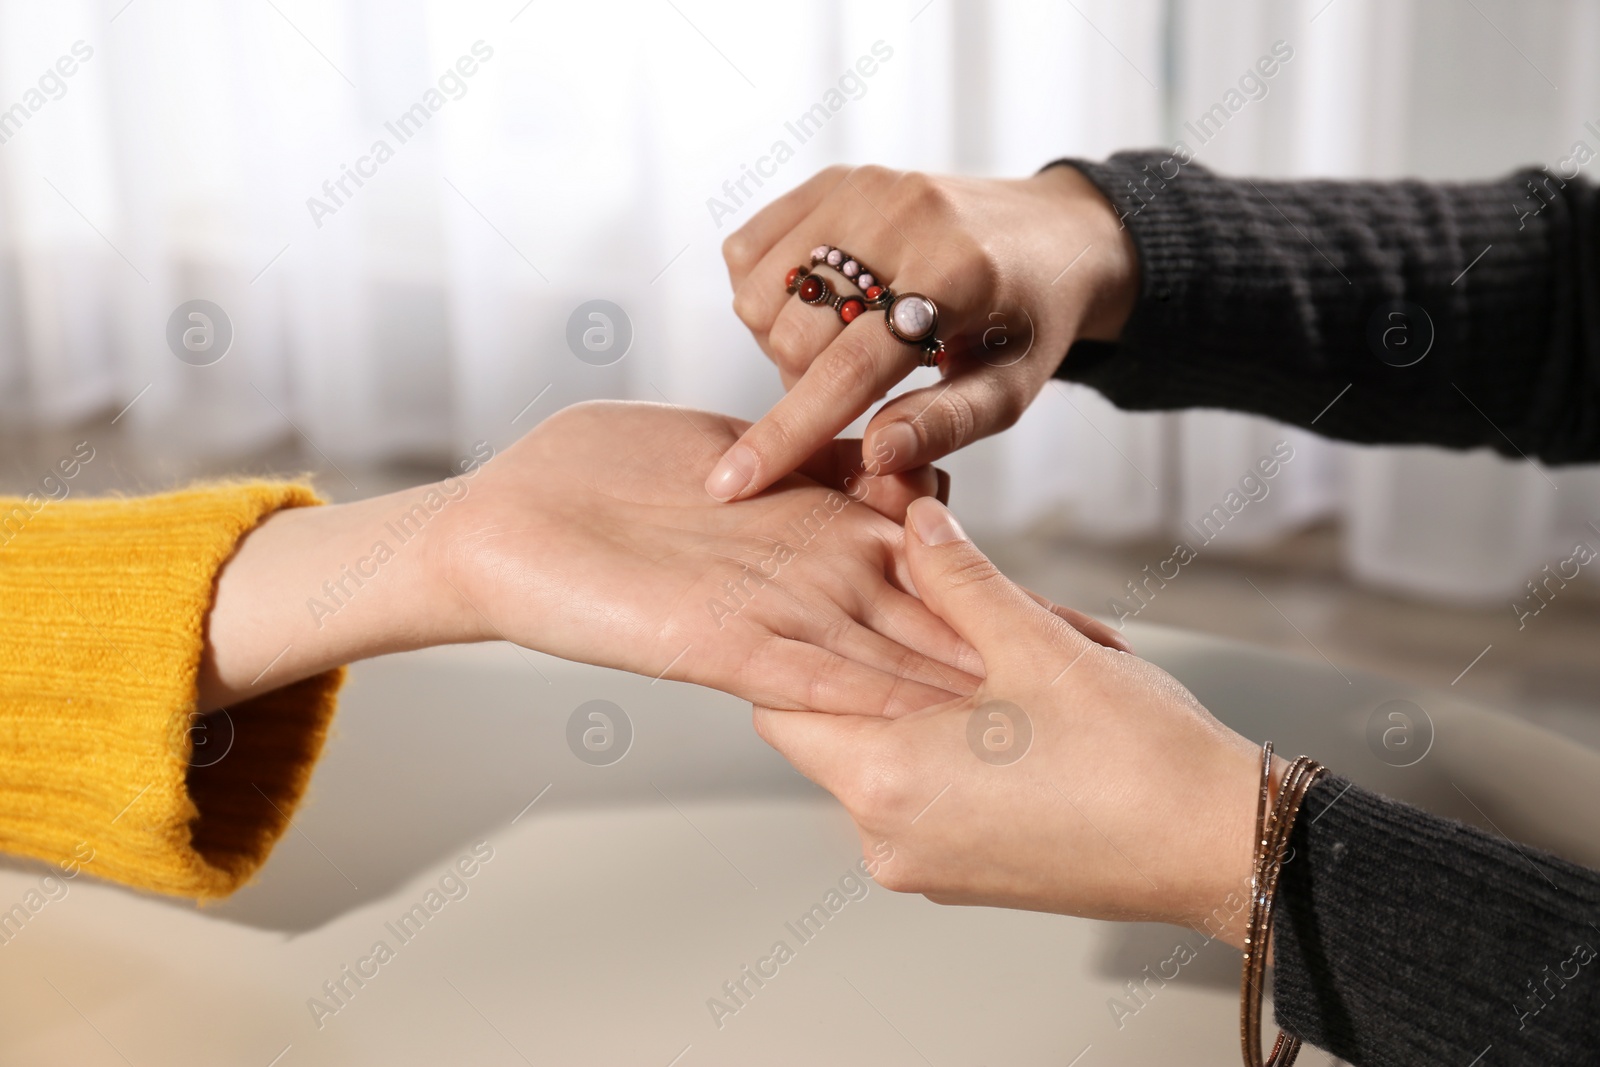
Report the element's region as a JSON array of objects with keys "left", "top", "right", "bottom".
[{"left": 787, "top": 252, "right": 941, "bottom": 363}]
